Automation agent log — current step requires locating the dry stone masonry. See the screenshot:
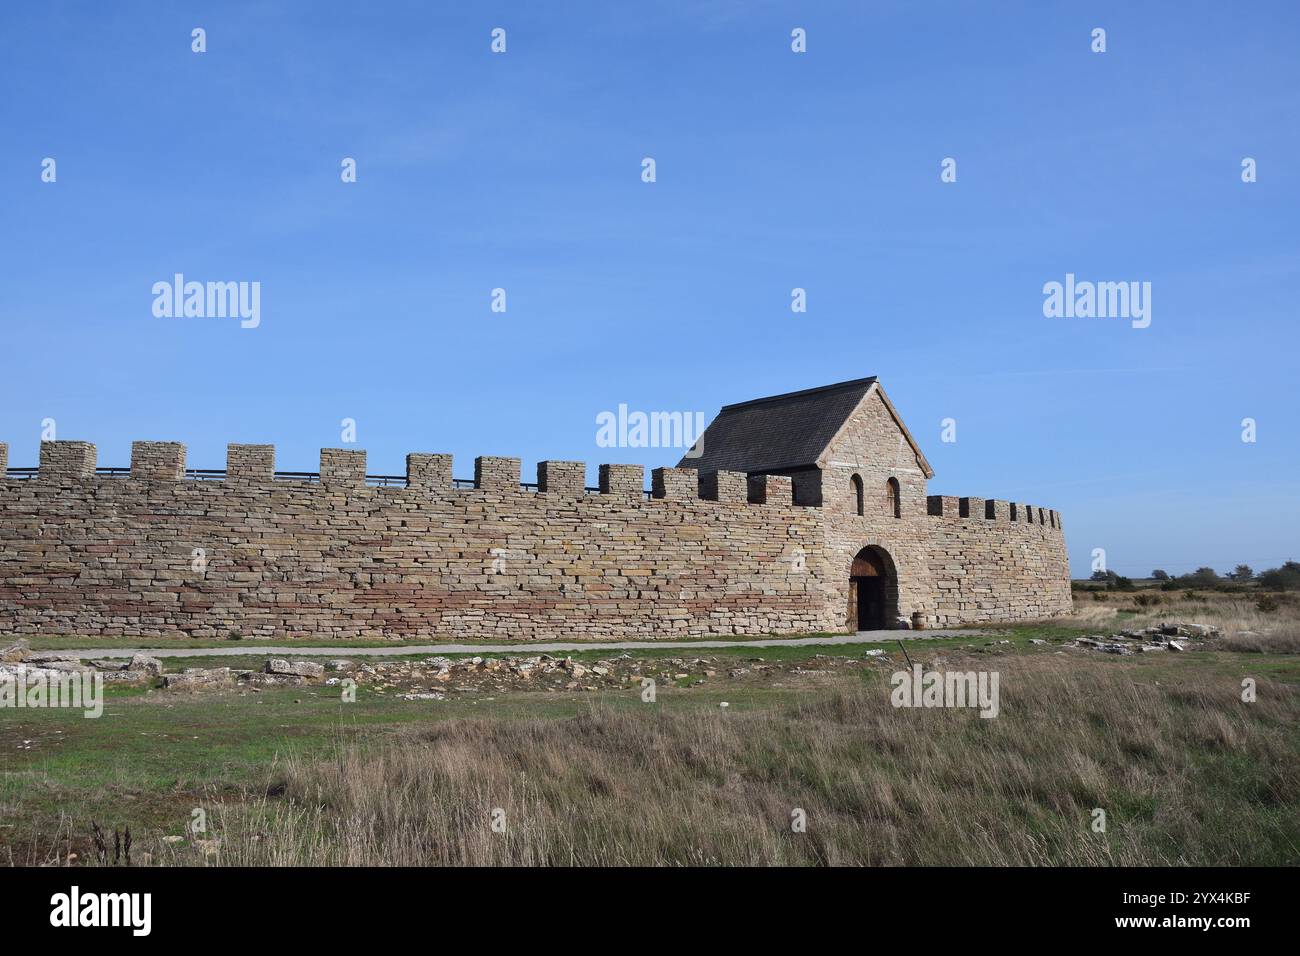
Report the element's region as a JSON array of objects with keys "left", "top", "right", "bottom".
[{"left": 0, "top": 378, "right": 1071, "bottom": 640}]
